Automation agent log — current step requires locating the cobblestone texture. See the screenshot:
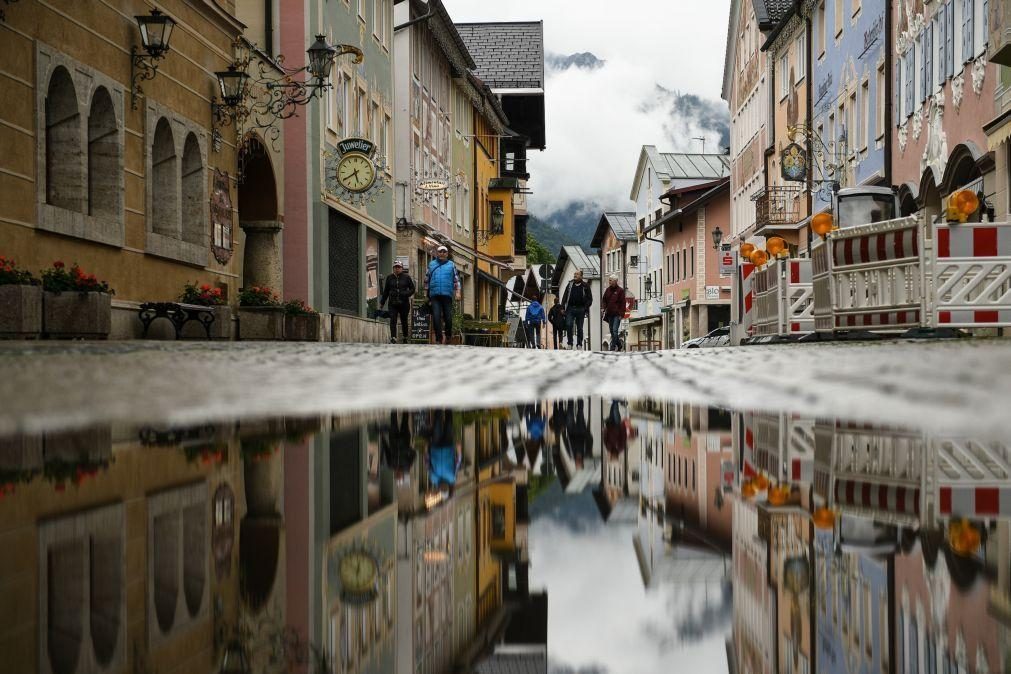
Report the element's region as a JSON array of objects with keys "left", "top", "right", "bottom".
[{"left": 1, "top": 340, "right": 1009, "bottom": 437}]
